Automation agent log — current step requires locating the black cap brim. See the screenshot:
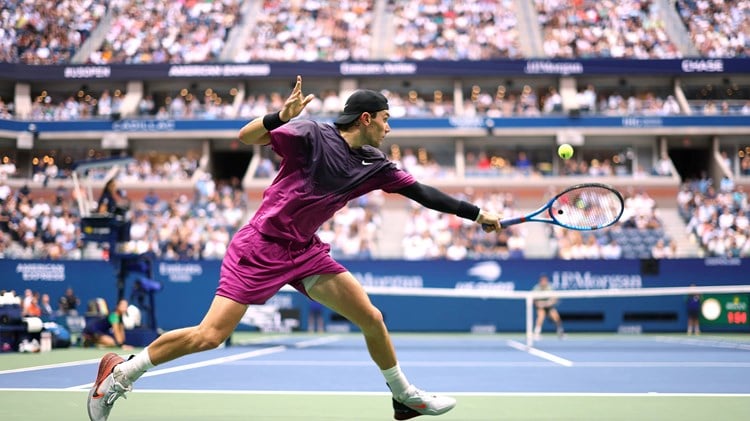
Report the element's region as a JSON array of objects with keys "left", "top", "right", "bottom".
[{"left": 334, "top": 112, "right": 361, "bottom": 126}]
